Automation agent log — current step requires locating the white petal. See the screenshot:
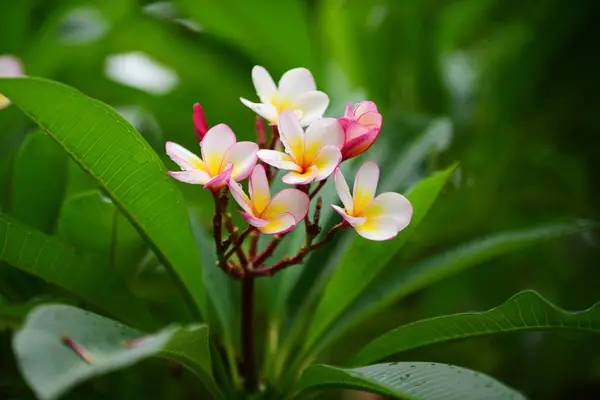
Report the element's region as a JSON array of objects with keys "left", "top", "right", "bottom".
[
  {"left": 165, "top": 141, "right": 205, "bottom": 171},
  {"left": 0, "top": 56, "right": 24, "bottom": 77},
  {"left": 277, "top": 110, "right": 305, "bottom": 161},
  {"left": 263, "top": 188, "right": 309, "bottom": 222},
  {"left": 249, "top": 164, "right": 271, "bottom": 214},
  {"left": 295, "top": 91, "right": 330, "bottom": 126},
  {"left": 361, "top": 192, "right": 413, "bottom": 231},
  {"left": 331, "top": 204, "right": 366, "bottom": 226},
  {"left": 228, "top": 179, "right": 253, "bottom": 215},
  {"left": 257, "top": 150, "right": 301, "bottom": 171},
  {"left": 304, "top": 117, "right": 344, "bottom": 163},
  {"left": 282, "top": 166, "right": 318, "bottom": 185},
  {"left": 222, "top": 141, "right": 258, "bottom": 181},
  {"left": 252, "top": 65, "right": 277, "bottom": 104},
  {"left": 240, "top": 211, "right": 269, "bottom": 228},
  {"left": 334, "top": 168, "right": 353, "bottom": 213},
  {"left": 240, "top": 98, "right": 278, "bottom": 123},
  {"left": 278, "top": 68, "right": 316, "bottom": 97},
  {"left": 167, "top": 170, "right": 210, "bottom": 185},
  {"left": 353, "top": 161, "right": 379, "bottom": 214},
  {"left": 258, "top": 213, "right": 297, "bottom": 235},
  {"left": 354, "top": 217, "right": 400, "bottom": 241},
  {"left": 201, "top": 124, "right": 236, "bottom": 176},
  {"left": 312, "top": 145, "right": 342, "bottom": 181}
]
